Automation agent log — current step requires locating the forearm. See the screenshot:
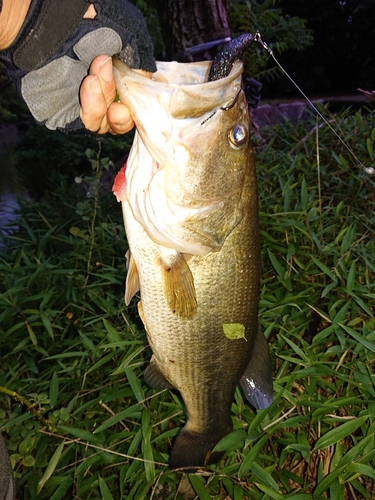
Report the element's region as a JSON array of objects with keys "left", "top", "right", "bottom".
[{"left": 0, "top": 0, "right": 32, "bottom": 49}]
